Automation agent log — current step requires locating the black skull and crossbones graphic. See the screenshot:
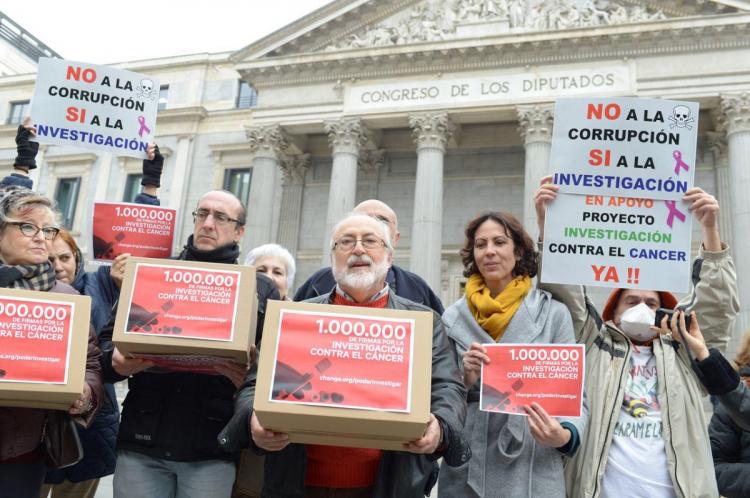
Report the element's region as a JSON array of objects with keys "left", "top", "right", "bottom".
[
  {"left": 669, "top": 105, "right": 695, "bottom": 130},
  {"left": 135, "top": 78, "right": 158, "bottom": 100}
]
